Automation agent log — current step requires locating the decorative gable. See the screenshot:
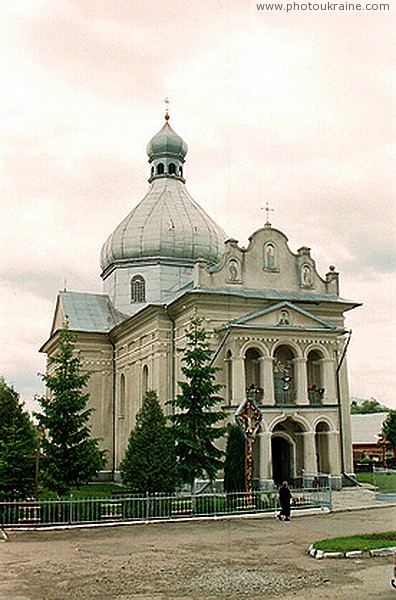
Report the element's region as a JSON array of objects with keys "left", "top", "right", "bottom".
[
  {"left": 223, "top": 302, "right": 338, "bottom": 332},
  {"left": 193, "top": 224, "right": 340, "bottom": 298}
]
